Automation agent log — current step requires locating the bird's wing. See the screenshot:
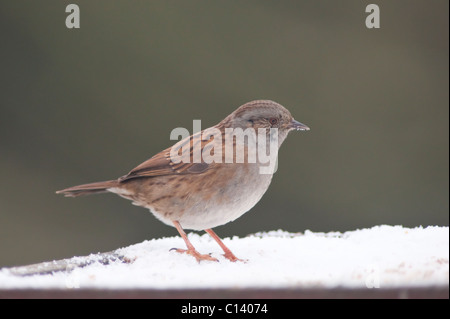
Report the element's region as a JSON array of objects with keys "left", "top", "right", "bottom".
[{"left": 119, "top": 132, "right": 215, "bottom": 182}]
